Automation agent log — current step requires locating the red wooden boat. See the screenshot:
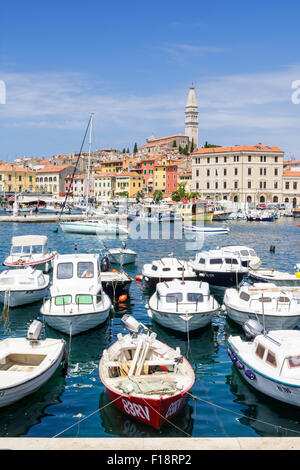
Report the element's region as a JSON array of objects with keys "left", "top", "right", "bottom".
[{"left": 99, "top": 315, "right": 195, "bottom": 429}]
